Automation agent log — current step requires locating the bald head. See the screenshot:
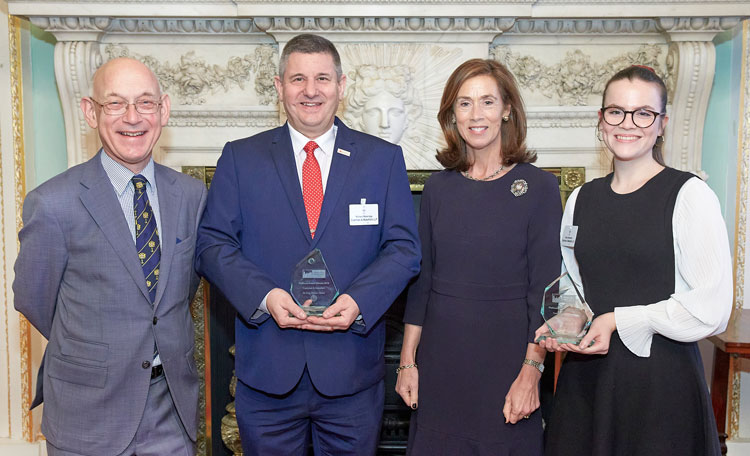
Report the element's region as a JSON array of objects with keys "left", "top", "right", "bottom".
[
  {"left": 91, "top": 57, "right": 162, "bottom": 100},
  {"left": 81, "top": 57, "right": 171, "bottom": 173}
]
